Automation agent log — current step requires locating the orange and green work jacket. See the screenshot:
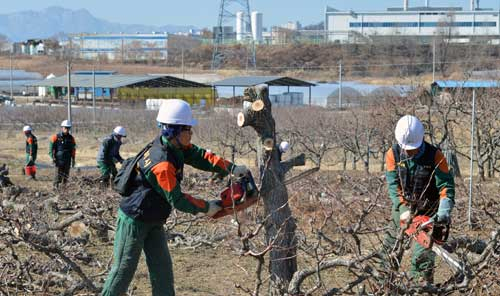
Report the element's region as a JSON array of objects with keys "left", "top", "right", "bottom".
[
  {"left": 25, "top": 133, "right": 38, "bottom": 162},
  {"left": 120, "top": 135, "right": 235, "bottom": 222},
  {"left": 49, "top": 132, "right": 76, "bottom": 164},
  {"left": 385, "top": 141, "right": 455, "bottom": 215}
]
